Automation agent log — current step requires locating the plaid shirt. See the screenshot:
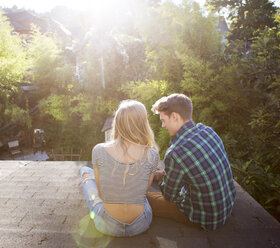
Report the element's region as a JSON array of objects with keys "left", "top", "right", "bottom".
[{"left": 160, "top": 121, "right": 236, "bottom": 231}]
